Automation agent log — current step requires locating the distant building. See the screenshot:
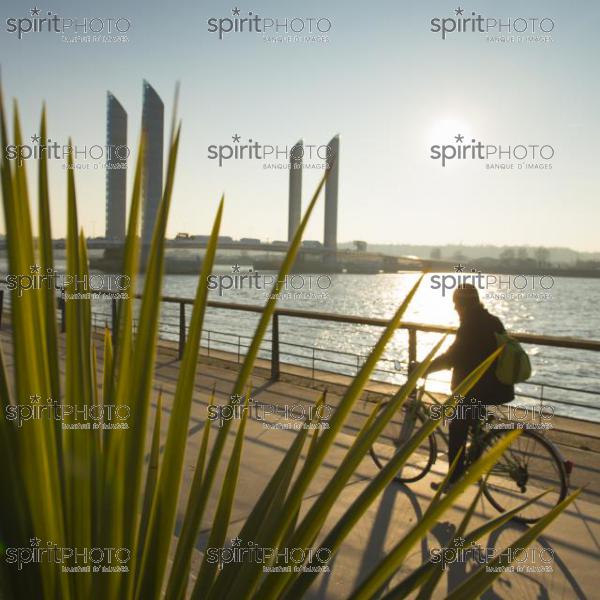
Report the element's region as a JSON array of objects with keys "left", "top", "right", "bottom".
[
  {"left": 105, "top": 92, "right": 127, "bottom": 241},
  {"left": 141, "top": 81, "right": 164, "bottom": 246}
]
